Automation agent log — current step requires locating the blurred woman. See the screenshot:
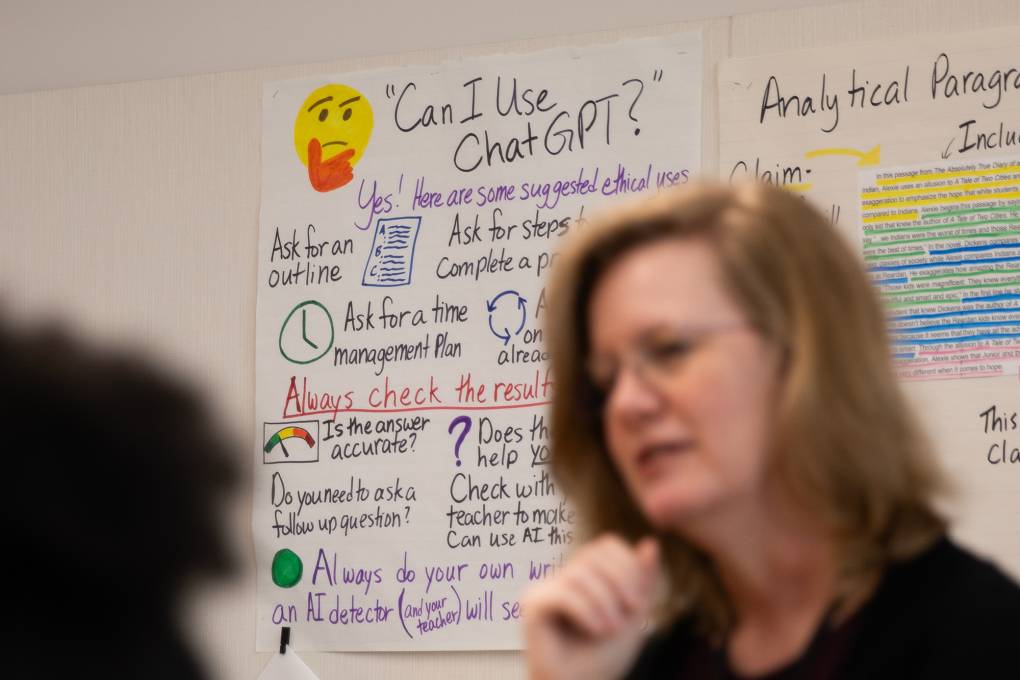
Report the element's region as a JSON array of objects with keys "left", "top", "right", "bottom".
[{"left": 523, "top": 183, "right": 1020, "bottom": 679}]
